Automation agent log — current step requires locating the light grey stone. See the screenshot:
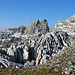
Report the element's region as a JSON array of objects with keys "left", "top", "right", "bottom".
[
  {"left": 24, "top": 61, "right": 31, "bottom": 66},
  {"left": 31, "top": 60, "right": 35, "bottom": 66},
  {"left": 24, "top": 19, "right": 49, "bottom": 35},
  {"left": 65, "top": 71, "right": 70, "bottom": 75},
  {"left": 52, "top": 14, "right": 75, "bottom": 33}
]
